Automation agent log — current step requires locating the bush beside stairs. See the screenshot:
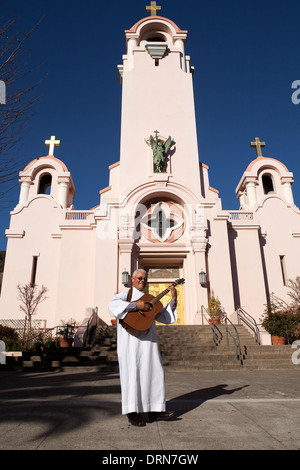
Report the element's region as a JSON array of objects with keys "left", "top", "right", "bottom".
[{"left": 1, "top": 324, "right": 298, "bottom": 372}]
